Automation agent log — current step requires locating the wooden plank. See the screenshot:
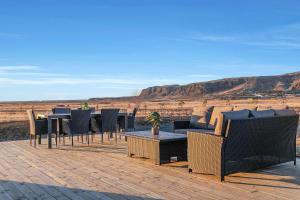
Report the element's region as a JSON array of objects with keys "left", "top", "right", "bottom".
[{"left": 0, "top": 139, "right": 299, "bottom": 200}]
